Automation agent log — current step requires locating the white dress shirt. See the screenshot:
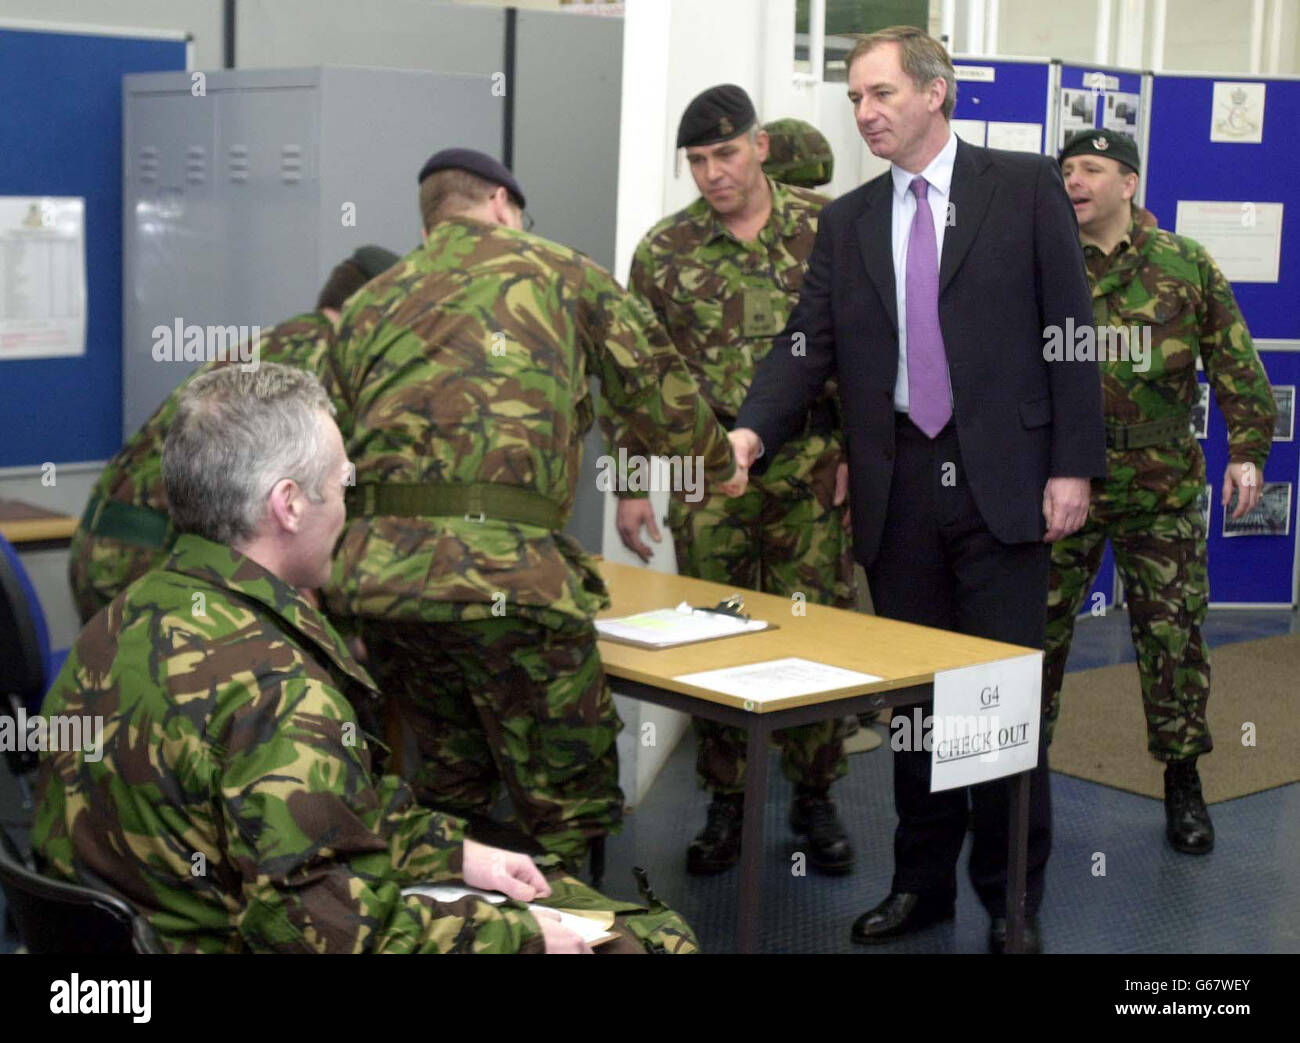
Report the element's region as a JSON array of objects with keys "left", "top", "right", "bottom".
[{"left": 890, "top": 129, "right": 958, "bottom": 412}]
